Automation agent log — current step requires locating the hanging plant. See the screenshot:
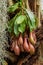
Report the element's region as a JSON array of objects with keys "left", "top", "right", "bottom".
[{"left": 7, "top": 1, "right": 38, "bottom": 55}]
